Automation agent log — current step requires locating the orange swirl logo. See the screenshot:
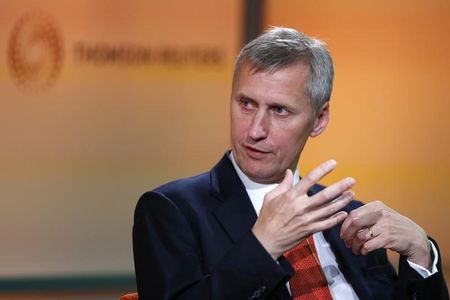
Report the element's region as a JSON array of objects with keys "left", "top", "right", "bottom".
[{"left": 8, "top": 11, "right": 64, "bottom": 94}]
